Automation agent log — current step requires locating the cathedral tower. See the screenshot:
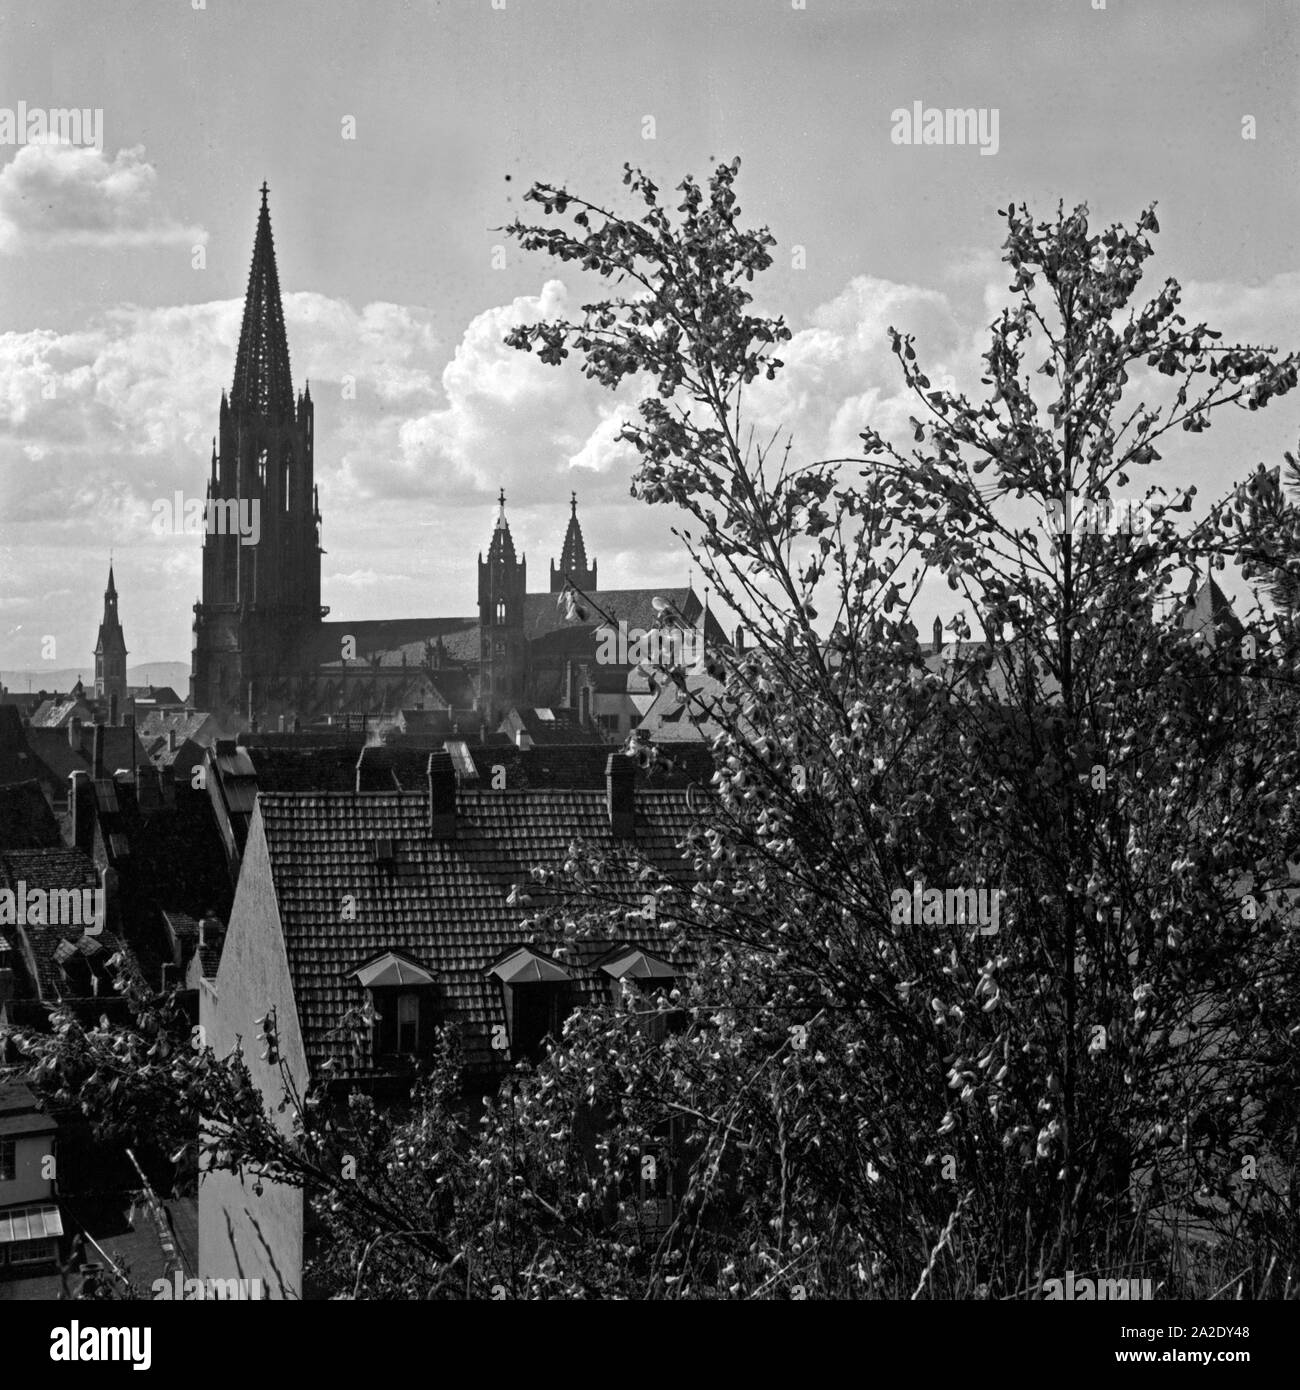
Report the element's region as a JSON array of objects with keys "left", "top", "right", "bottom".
[
  {"left": 478, "top": 490, "right": 527, "bottom": 722},
  {"left": 93, "top": 563, "right": 128, "bottom": 716},
  {"left": 191, "top": 185, "right": 323, "bottom": 718},
  {"left": 549, "top": 492, "right": 597, "bottom": 593}
]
